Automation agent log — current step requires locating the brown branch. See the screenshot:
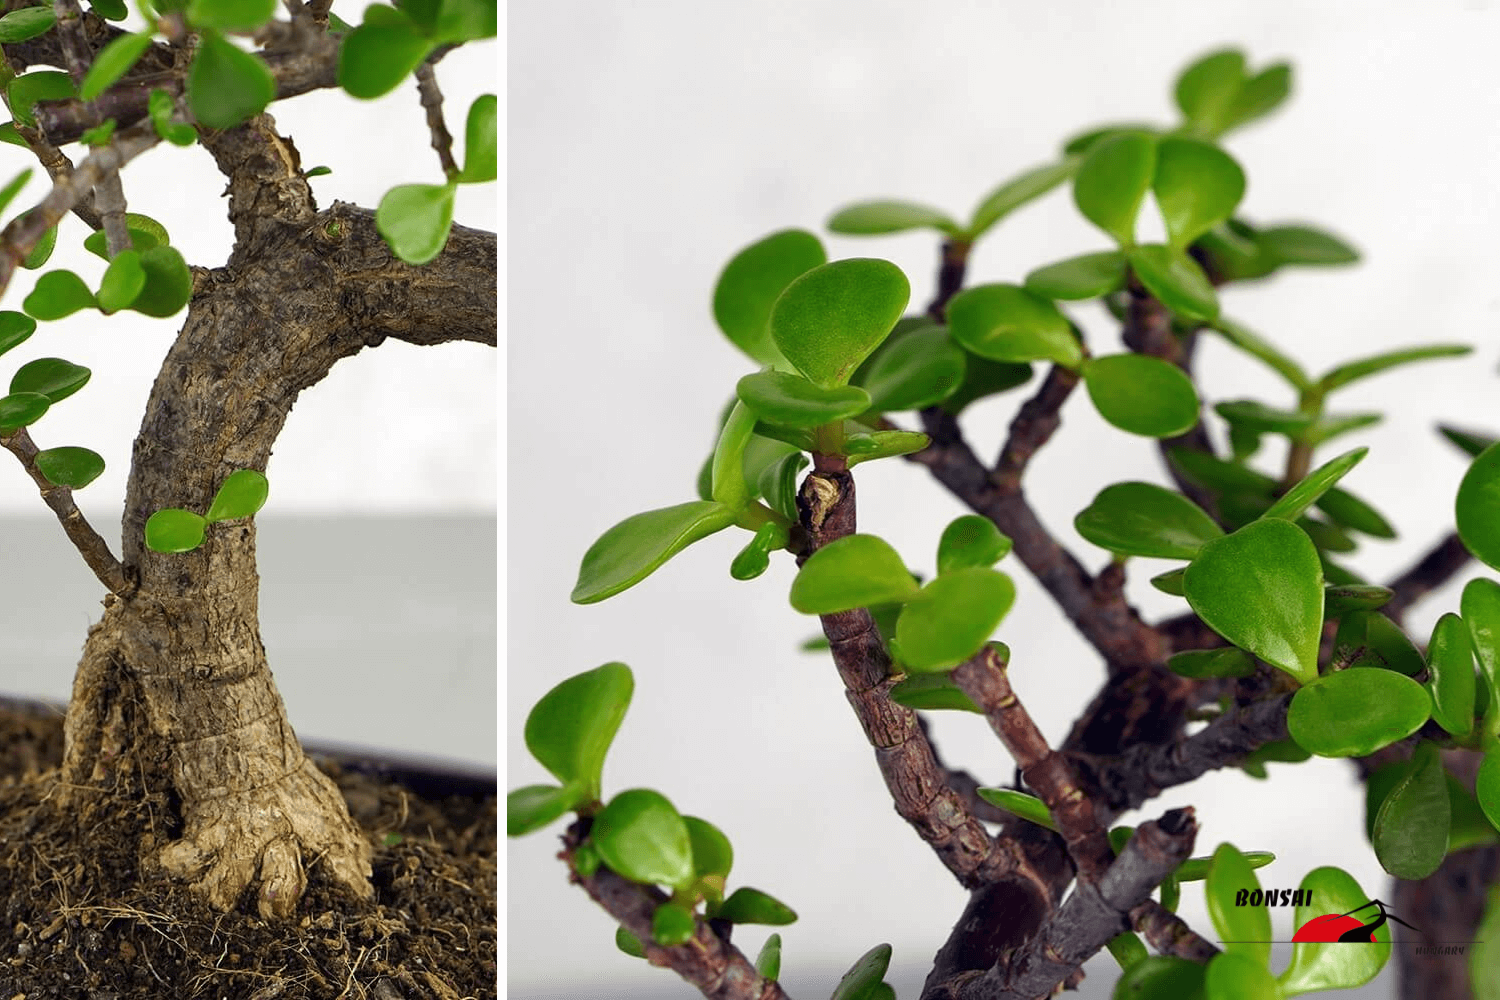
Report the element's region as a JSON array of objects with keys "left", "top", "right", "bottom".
[
  {"left": 414, "top": 61, "right": 459, "bottom": 177},
  {"left": 991, "top": 364, "right": 1077, "bottom": 492},
  {"left": 1383, "top": 532, "right": 1471, "bottom": 625},
  {"left": 560, "top": 822, "right": 791, "bottom": 1000},
  {"left": 1130, "top": 898, "right": 1219, "bottom": 963},
  {"left": 0, "top": 426, "right": 130, "bottom": 595},
  {"left": 915, "top": 714, "right": 1010, "bottom": 824},
  {"left": 926, "top": 239, "right": 970, "bottom": 321},
  {"left": 9, "top": 121, "right": 101, "bottom": 229}
]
